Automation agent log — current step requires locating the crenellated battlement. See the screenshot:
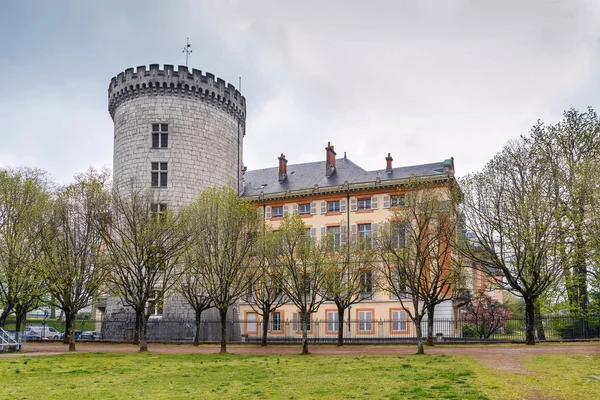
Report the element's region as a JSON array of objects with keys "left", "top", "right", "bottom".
[{"left": 108, "top": 64, "right": 246, "bottom": 122}]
